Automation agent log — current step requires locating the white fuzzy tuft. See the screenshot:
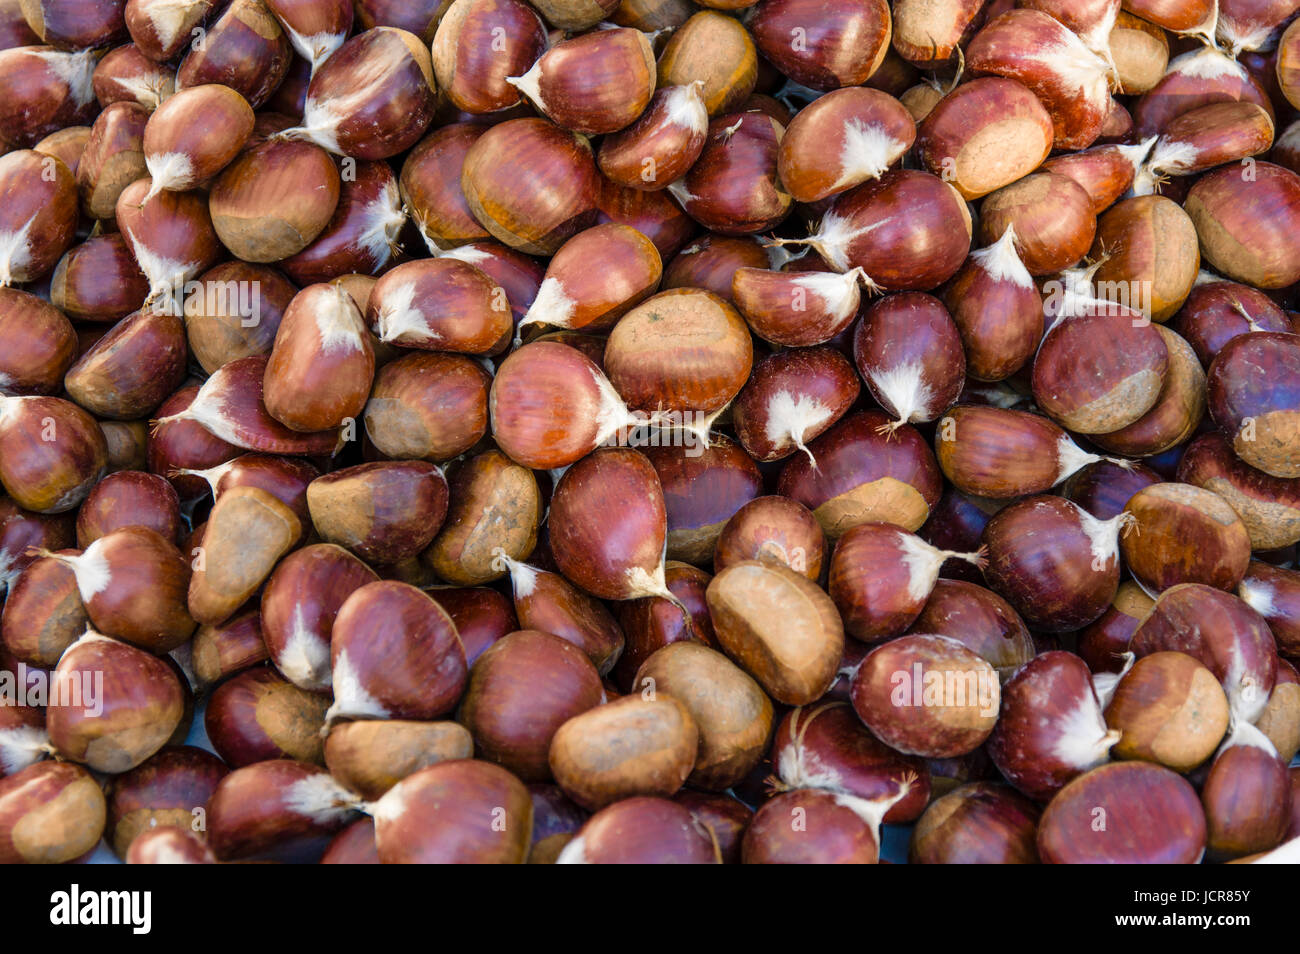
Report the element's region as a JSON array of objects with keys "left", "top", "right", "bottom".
[
  {"left": 112, "top": 72, "right": 169, "bottom": 110},
  {"left": 356, "top": 177, "right": 404, "bottom": 268},
  {"left": 32, "top": 48, "right": 96, "bottom": 108},
  {"left": 1053, "top": 434, "right": 1102, "bottom": 485},
  {"left": 1277, "top": 120, "right": 1300, "bottom": 154},
  {"left": 0, "top": 726, "right": 50, "bottom": 776},
  {"left": 831, "top": 120, "right": 905, "bottom": 189},
  {"left": 1029, "top": 33, "right": 1110, "bottom": 103},
  {"left": 504, "top": 62, "right": 546, "bottom": 112},
  {"left": 144, "top": 151, "right": 195, "bottom": 196},
  {"left": 1050, "top": 694, "right": 1119, "bottom": 770},
  {"left": 775, "top": 712, "right": 846, "bottom": 790},
  {"left": 516, "top": 276, "right": 577, "bottom": 341},
  {"left": 373, "top": 280, "right": 434, "bottom": 345},
  {"left": 1168, "top": 46, "right": 1247, "bottom": 82},
  {"left": 554, "top": 834, "right": 589, "bottom": 864},
  {"left": 1076, "top": 506, "right": 1127, "bottom": 569},
  {"left": 276, "top": 605, "right": 331, "bottom": 691},
  {"left": 138, "top": 0, "right": 205, "bottom": 52},
  {"left": 971, "top": 225, "right": 1033, "bottom": 289},
  {"left": 438, "top": 244, "right": 493, "bottom": 267},
  {"left": 832, "top": 781, "right": 916, "bottom": 843},
  {"left": 291, "top": 50, "right": 411, "bottom": 154},
  {"left": 666, "top": 178, "right": 698, "bottom": 207},
  {"left": 663, "top": 82, "right": 708, "bottom": 136},
  {"left": 323, "top": 648, "right": 389, "bottom": 723},
  {"left": 315, "top": 285, "right": 367, "bottom": 353},
  {"left": 625, "top": 562, "right": 674, "bottom": 602},
  {"left": 1220, "top": 716, "right": 1277, "bottom": 756},
  {"left": 1237, "top": 578, "right": 1278, "bottom": 618},
  {"left": 64, "top": 541, "right": 114, "bottom": 603},
  {"left": 131, "top": 241, "right": 201, "bottom": 316},
  {"left": 0, "top": 214, "right": 35, "bottom": 288},
  {"left": 284, "top": 772, "right": 361, "bottom": 822},
  {"left": 763, "top": 390, "right": 833, "bottom": 462},
  {"left": 868, "top": 360, "right": 935, "bottom": 426},
  {"left": 282, "top": 26, "right": 347, "bottom": 73},
  {"left": 896, "top": 532, "right": 952, "bottom": 603},
  {"left": 792, "top": 267, "right": 865, "bottom": 321},
  {"left": 591, "top": 366, "right": 636, "bottom": 446},
  {"left": 803, "top": 212, "right": 887, "bottom": 272}
]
